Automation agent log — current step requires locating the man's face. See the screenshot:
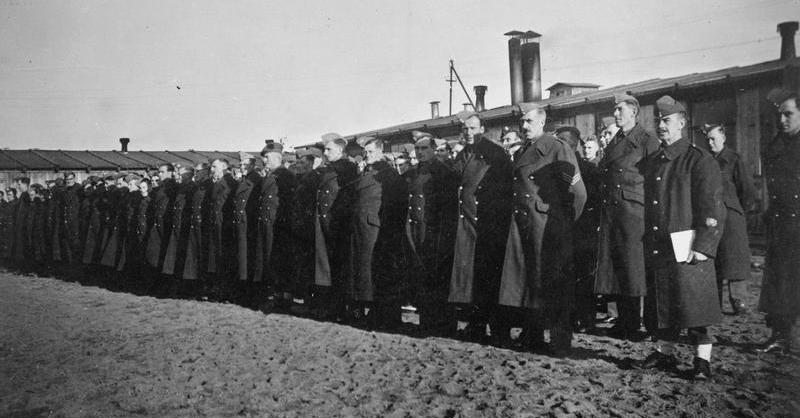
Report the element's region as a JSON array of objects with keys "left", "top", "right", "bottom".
[
  {"left": 521, "top": 110, "right": 545, "bottom": 140},
  {"left": 294, "top": 155, "right": 310, "bottom": 174},
  {"left": 656, "top": 113, "right": 686, "bottom": 144},
  {"left": 139, "top": 181, "right": 149, "bottom": 195},
  {"left": 502, "top": 131, "right": 520, "bottom": 146},
  {"left": 240, "top": 158, "right": 252, "bottom": 173},
  {"left": 582, "top": 141, "right": 600, "bottom": 159},
  {"left": 364, "top": 143, "right": 382, "bottom": 165},
  {"left": 706, "top": 127, "right": 726, "bottom": 154},
  {"left": 779, "top": 98, "right": 800, "bottom": 136},
  {"left": 462, "top": 116, "right": 484, "bottom": 144},
  {"left": 16, "top": 182, "right": 28, "bottom": 193},
  {"left": 158, "top": 166, "right": 171, "bottom": 181},
  {"left": 324, "top": 142, "right": 343, "bottom": 162},
  {"left": 414, "top": 139, "right": 435, "bottom": 163},
  {"left": 614, "top": 102, "right": 636, "bottom": 129},
  {"left": 264, "top": 153, "right": 282, "bottom": 171},
  {"left": 65, "top": 176, "right": 75, "bottom": 186},
  {"left": 211, "top": 160, "right": 226, "bottom": 178},
  {"left": 435, "top": 145, "right": 450, "bottom": 161}
]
